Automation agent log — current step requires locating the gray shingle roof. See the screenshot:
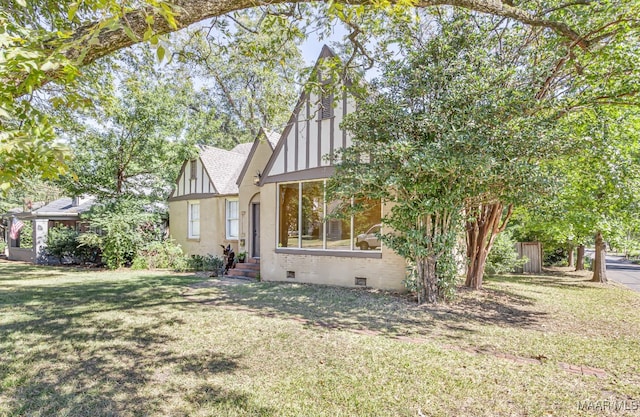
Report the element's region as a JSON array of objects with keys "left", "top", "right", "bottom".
[
  {"left": 265, "top": 130, "right": 280, "bottom": 149},
  {"left": 230, "top": 142, "right": 253, "bottom": 155},
  {"left": 200, "top": 145, "right": 251, "bottom": 195},
  {"left": 33, "top": 196, "right": 96, "bottom": 215}
]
